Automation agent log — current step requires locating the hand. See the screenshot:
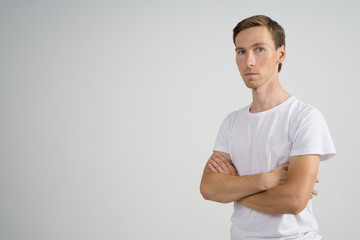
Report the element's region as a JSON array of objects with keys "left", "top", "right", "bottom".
[
  {"left": 266, "top": 164, "right": 289, "bottom": 189},
  {"left": 310, "top": 178, "right": 320, "bottom": 199},
  {"left": 207, "top": 153, "right": 238, "bottom": 176}
]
